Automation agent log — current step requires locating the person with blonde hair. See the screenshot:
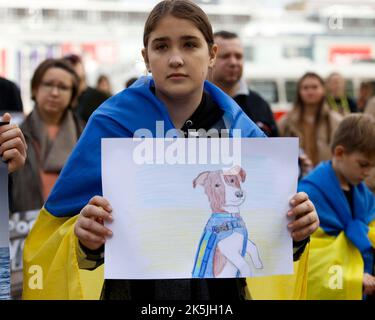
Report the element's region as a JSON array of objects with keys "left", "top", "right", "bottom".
[{"left": 326, "top": 72, "right": 357, "bottom": 115}]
